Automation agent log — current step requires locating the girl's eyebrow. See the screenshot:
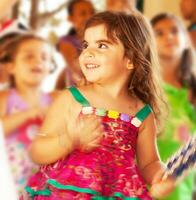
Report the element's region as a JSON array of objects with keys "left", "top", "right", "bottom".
[
  {"left": 82, "top": 39, "right": 113, "bottom": 45},
  {"left": 95, "top": 39, "right": 113, "bottom": 45}
]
